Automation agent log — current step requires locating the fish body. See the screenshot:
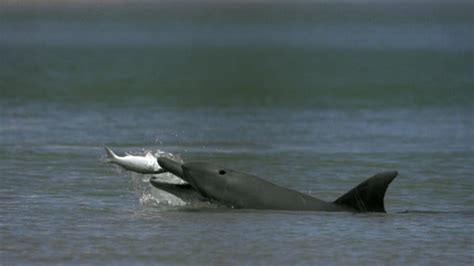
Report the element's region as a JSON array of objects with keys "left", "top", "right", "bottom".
[{"left": 104, "top": 146, "right": 165, "bottom": 174}]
